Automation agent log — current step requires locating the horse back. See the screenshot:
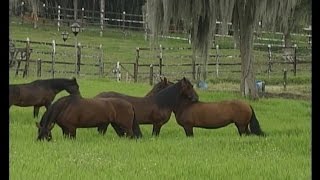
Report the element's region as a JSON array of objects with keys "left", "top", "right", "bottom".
[
  {"left": 95, "top": 92, "right": 155, "bottom": 123},
  {"left": 95, "top": 97, "right": 135, "bottom": 127},
  {"left": 177, "top": 100, "right": 252, "bottom": 127}
]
